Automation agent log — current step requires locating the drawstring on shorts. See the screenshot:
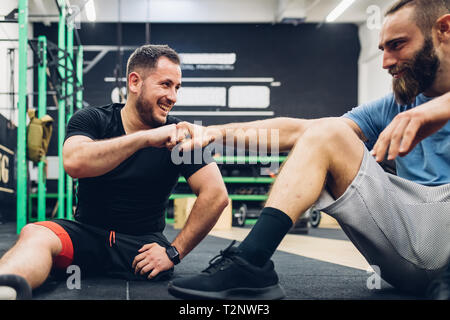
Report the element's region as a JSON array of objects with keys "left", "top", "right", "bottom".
[{"left": 109, "top": 230, "right": 116, "bottom": 247}]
